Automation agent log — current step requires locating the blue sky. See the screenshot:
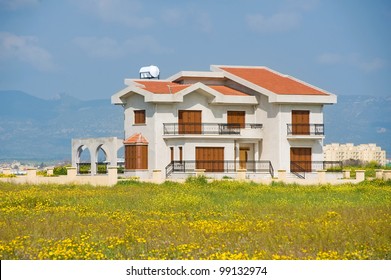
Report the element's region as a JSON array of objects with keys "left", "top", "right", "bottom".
[{"left": 0, "top": 0, "right": 390, "bottom": 100}]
